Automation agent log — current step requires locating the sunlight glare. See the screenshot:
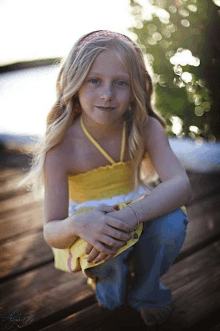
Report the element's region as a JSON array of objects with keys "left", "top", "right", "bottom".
[
  {"left": 189, "top": 126, "right": 199, "bottom": 134},
  {"left": 171, "top": 116, "right": 183, "bottom": 135},
  {"left": 170, "top": 49, "right": 200, "bottom": 66},
  {"left": 0, "top": 0, "right": 134, "bottom": 65},
  {"left": 181, "top": 72, "right": 193, "bottom": 83},
  {"left": 213, "top": 0, "right": 220, "bottom": 7}
]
